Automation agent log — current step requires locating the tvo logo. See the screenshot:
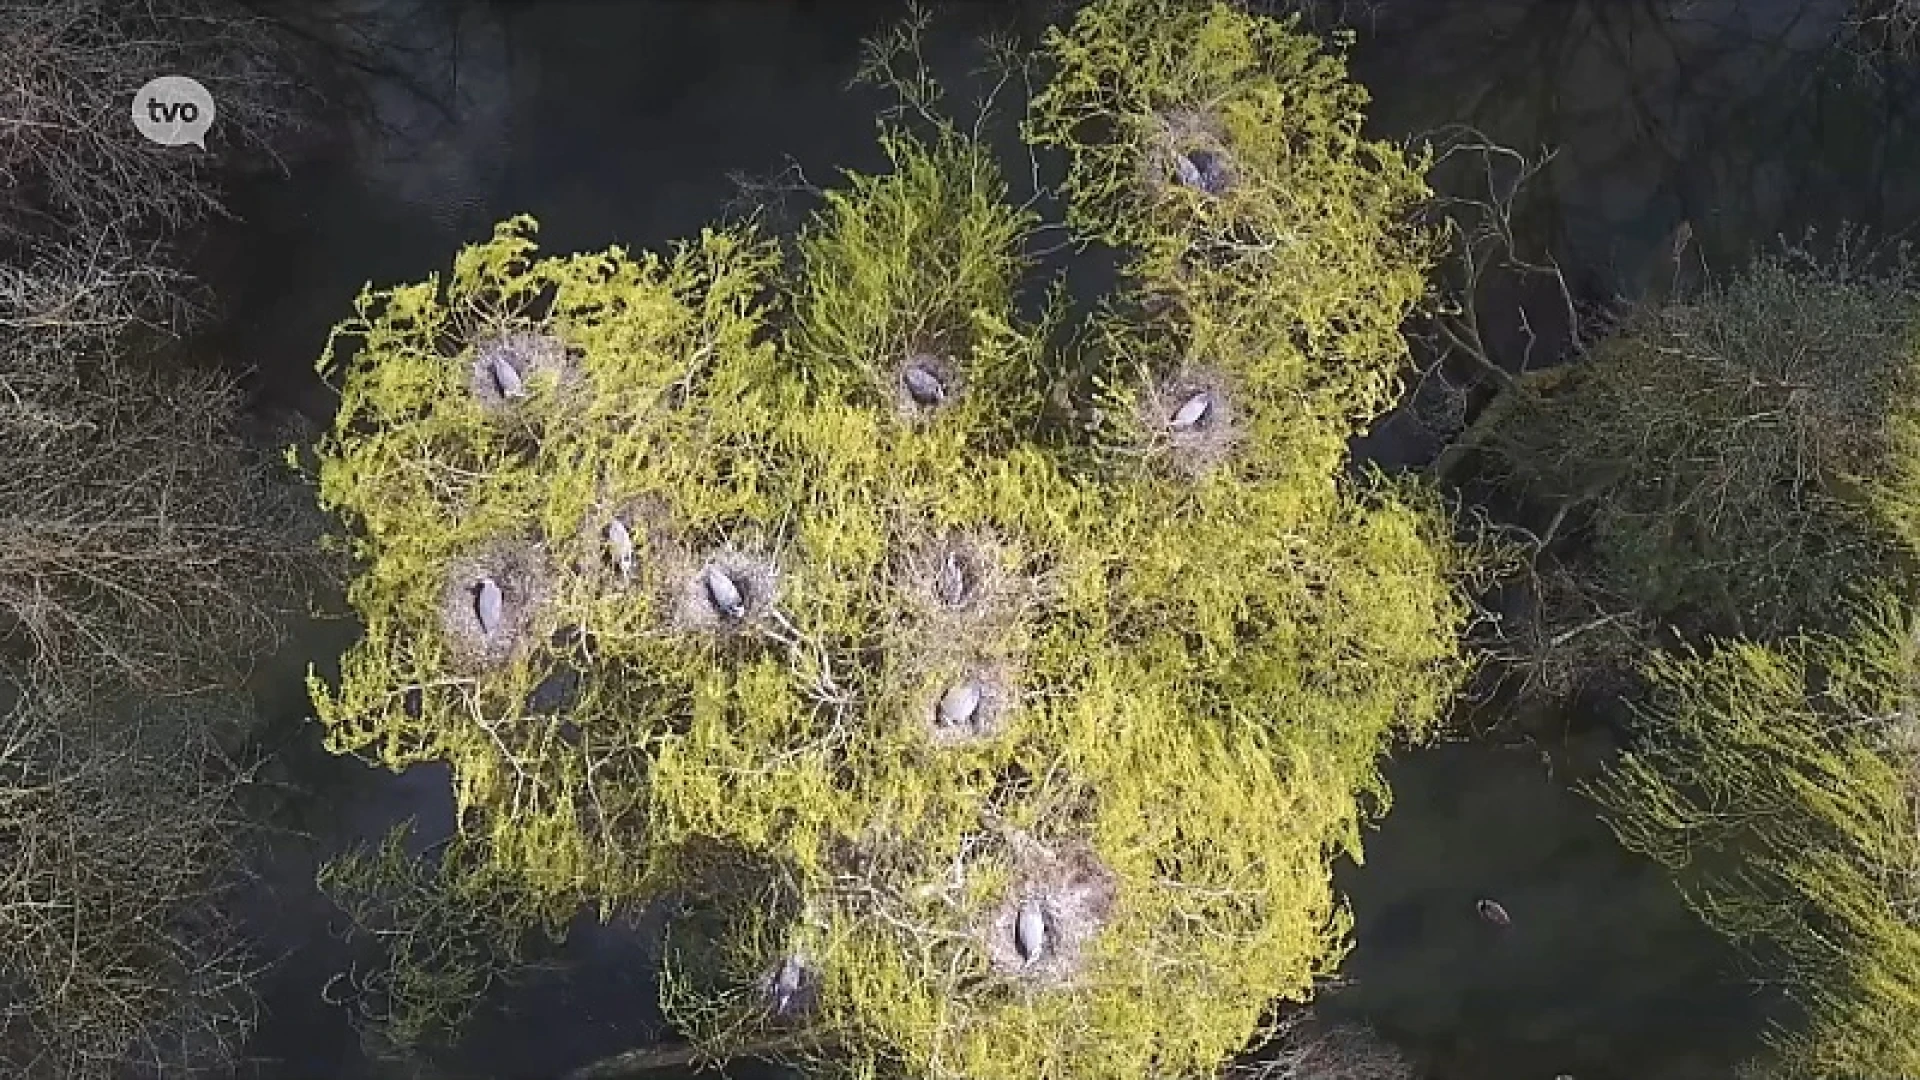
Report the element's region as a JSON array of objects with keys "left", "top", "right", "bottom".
[{"left": 131, "top": 75, "right": 215, "bottom": 149}]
